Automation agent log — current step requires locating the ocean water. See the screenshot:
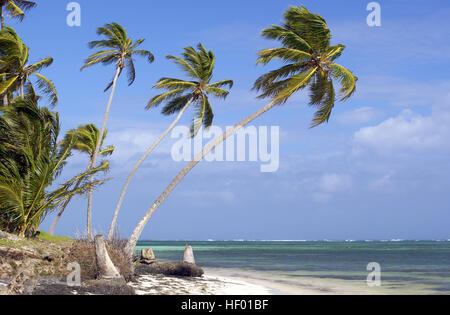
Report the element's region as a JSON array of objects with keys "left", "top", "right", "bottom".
[{"left": 135, "top": 241, "right": 450, "bottom": 295}]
